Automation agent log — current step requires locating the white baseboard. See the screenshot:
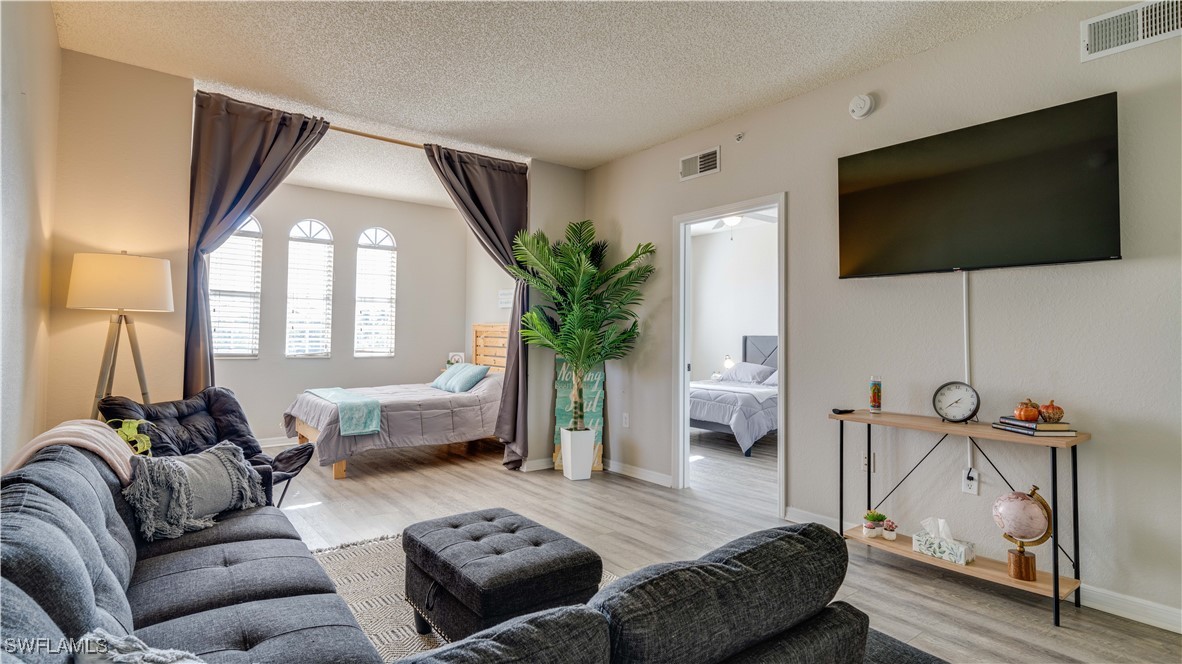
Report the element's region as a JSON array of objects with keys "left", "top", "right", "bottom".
[
  {"left": 521, "top": 458, "right": 555, "bottom": 472},
  {"left": 258, "top": 436, "right": 294, "bottom": 449},
  {"left": 1079, "top": 584, "right": 1181, "bottom": 633},
  {"left": 786, "top": 504, "right": 1182, "bottom": 634},
  {"left": 603, "top": 458, "right": 672, "bottom": 487},
  {"left": 784, "top": 506, "right": 853, "bottom": 532}
]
